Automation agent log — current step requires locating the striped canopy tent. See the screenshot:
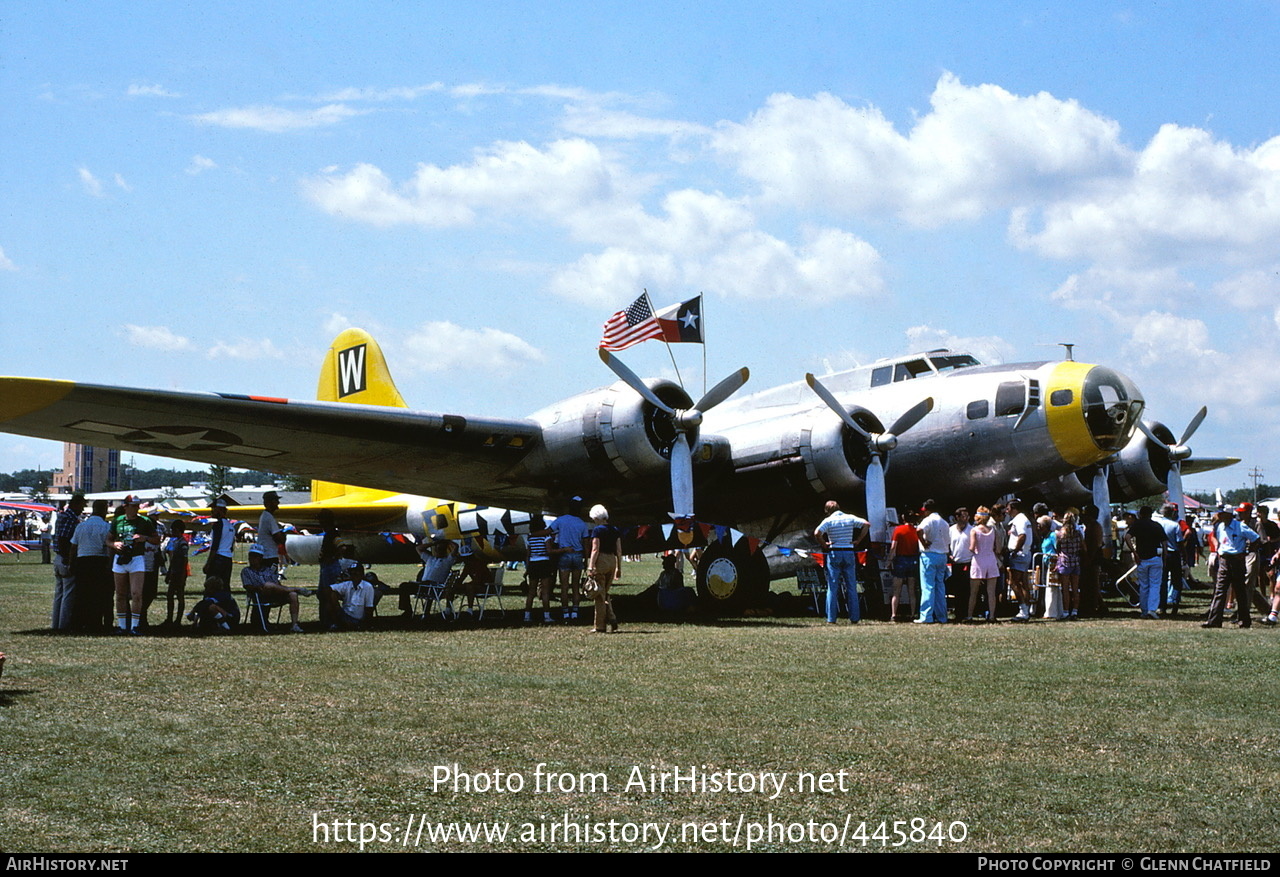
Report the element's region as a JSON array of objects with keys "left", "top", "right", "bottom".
[
  {"left": 0, "top": 541, "right": 31, "bottom": 554},
  {"left": 0, "top": 501, "right": 56, "bottom": 514}
]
